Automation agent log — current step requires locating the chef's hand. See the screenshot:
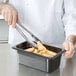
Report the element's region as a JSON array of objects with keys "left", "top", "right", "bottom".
[
  {"left": 0, "top": 3, "right": 18, "bottom": 28},
  {"left": 63, "top": 35, "right": 76, "bottom": 59}
]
